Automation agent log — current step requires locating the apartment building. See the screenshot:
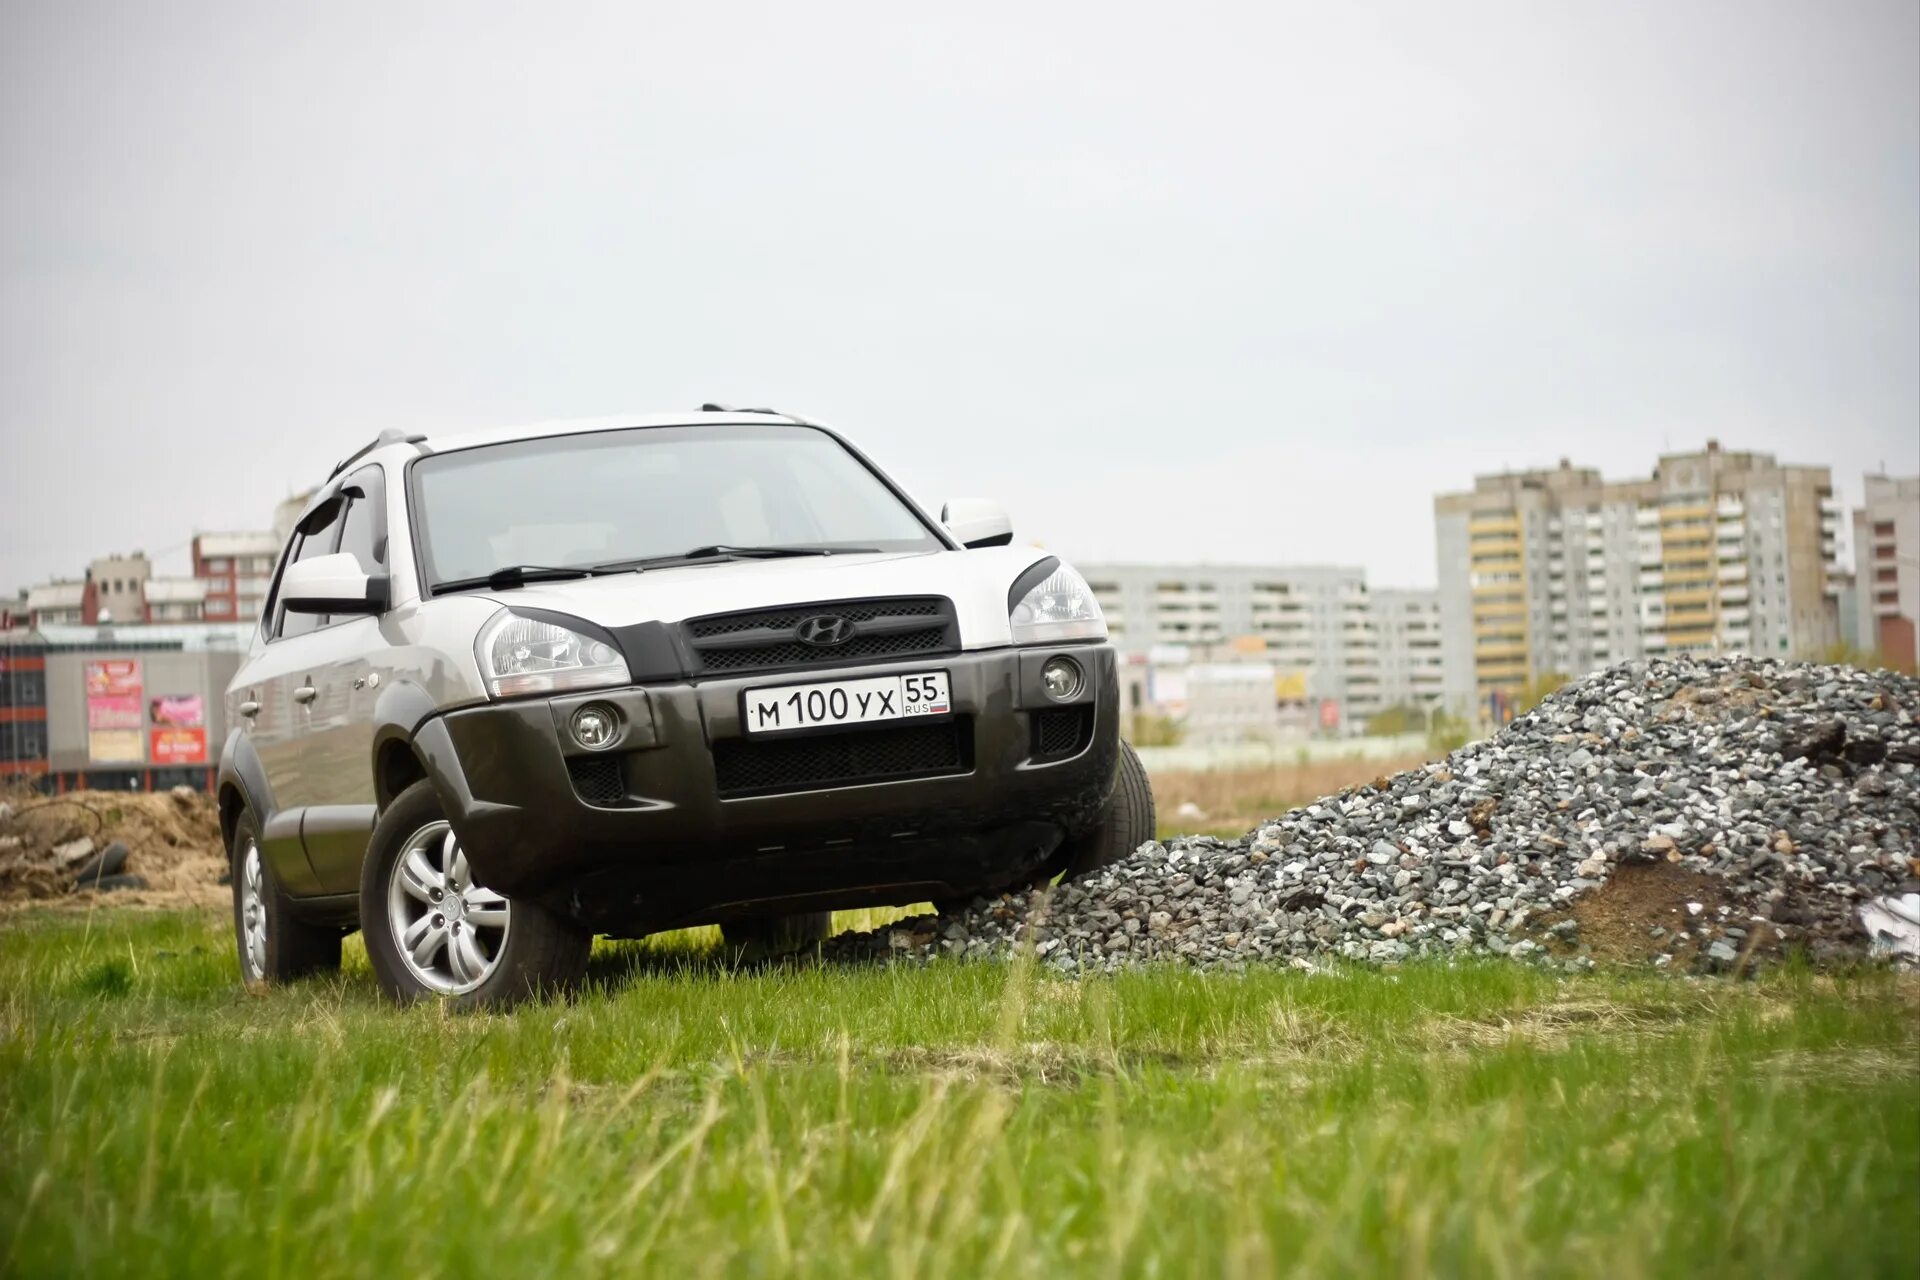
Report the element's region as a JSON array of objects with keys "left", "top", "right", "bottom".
[
  {"left": 191, "top": 531, "right": 281, "bottom": 624},
  {"left": 143, "top": 577, "right": 210, "bottom": 623},
  {"left": 1435, "top": 442, "right": 1841, "bottom": 716},
  {"left": 86, "top": 554, "right": 150, "bottom": 624},
  {"left": 1853, "top": 473, "right": 1919, "bottom": 671},
  {"left": 18, "top": 568, "right": 214, "bottom": 627},
  {"left": 22, "top": 581, "right": 87, "bottom": 627},
  {"left": 1371, "top": 588, "right": 1445, "bottom": 710},
  {"left": 1079, "top": 564, "right": 1441, "bottom": 732}
]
